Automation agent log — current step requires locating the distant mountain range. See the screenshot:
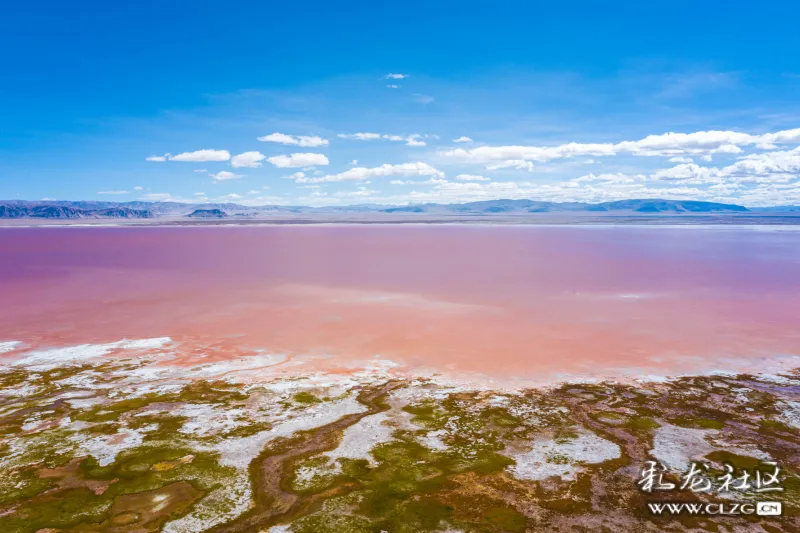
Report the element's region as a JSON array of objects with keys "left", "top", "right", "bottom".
[
  {"left": 0, "top": 202, "right": 153, "bottom": 219},
  {"left": 0, "top": 198, "right": 796, "bottom": 221}
]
